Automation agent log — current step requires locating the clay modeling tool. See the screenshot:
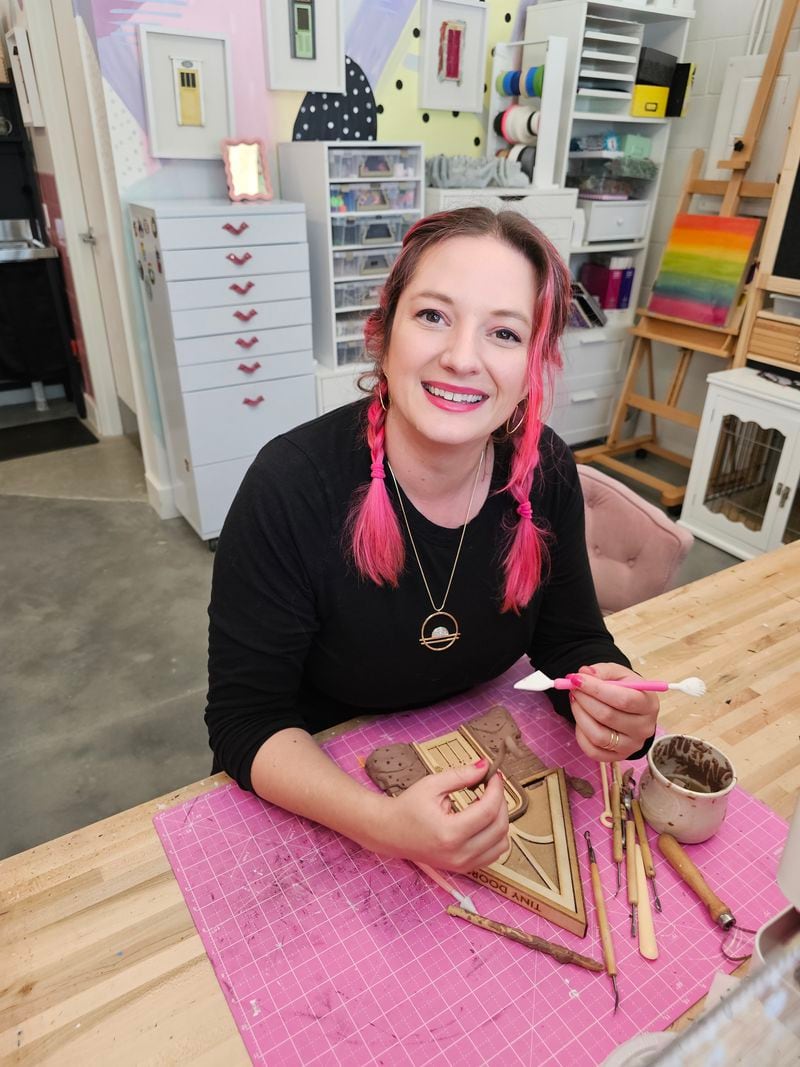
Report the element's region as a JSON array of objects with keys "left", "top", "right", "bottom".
[
  {"left": 658, "top": 834, "right": 757, "bottom": 960},
  {"left": 514, "top": 671, "right": 707, "bottom": 696},
  {"left": 623, "top": 789, "right": 638, "bottom": 937},
  {"left": 599, "top": 761, "right": 613, "bottom": 828},
  {"left": 631, "top": 795, "right": 662, "bottom": 912},
  {"left": 635, "top": 843, "right": 658, "bottom": 961},
  {"left": 611, "top": 766, "right": 623, "bottom": 895},
  {"left": 446, "top": 904, "right": 603, "bottom": 973},
  {"left": 583, "top": 831, "right": 619, "bottom": 1013},
  {"left": 415, "top": 861, "right": 477, "bottom": 914}
]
